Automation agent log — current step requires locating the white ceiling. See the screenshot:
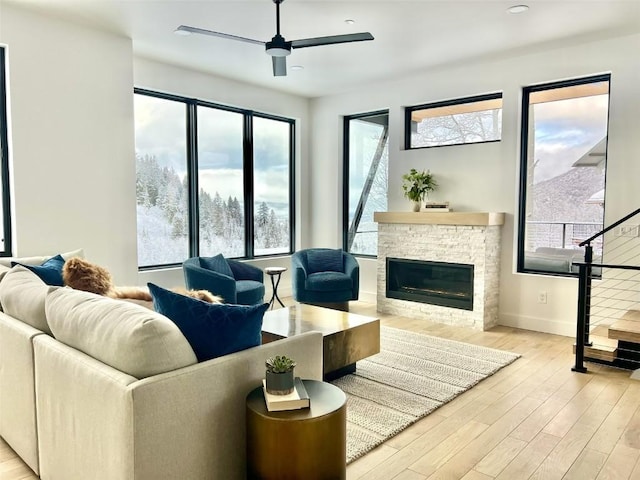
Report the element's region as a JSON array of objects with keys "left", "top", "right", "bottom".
[{"left": 4, "top": 0, "right": 640, "bottom": 98}]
